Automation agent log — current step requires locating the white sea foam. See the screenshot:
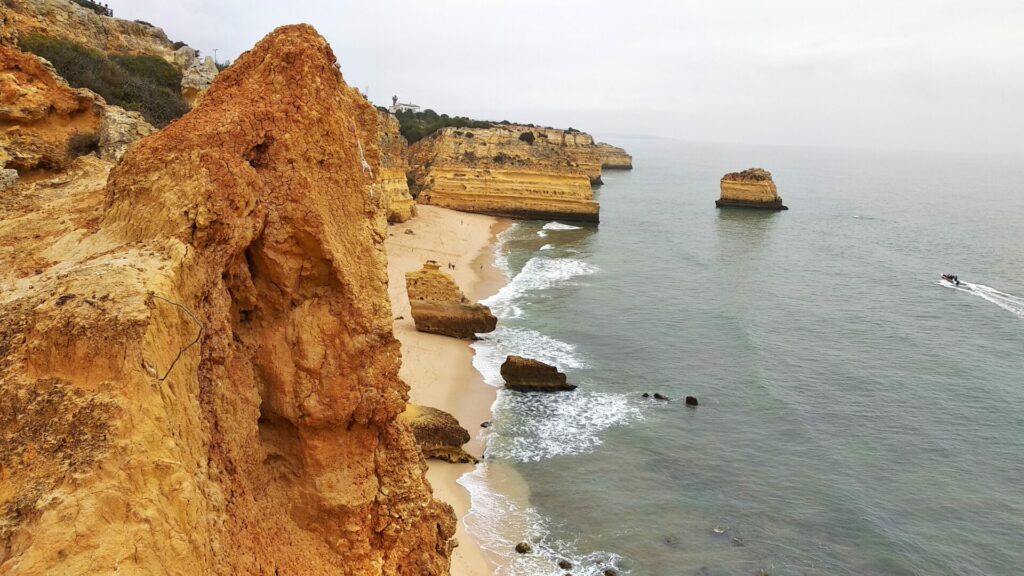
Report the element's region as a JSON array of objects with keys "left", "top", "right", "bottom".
[
  {"left": 537, "top": 230, "right": 548, "bottom": 238},
  {"left": 482, "top": 256, "right": 600, "bottom": 319},
  {"left": 940, "top": 281, "right": 1024, "bottom": 319},
  {"left": 460, "top": 465, "right": 631, "bottom": 576},
  {"left": 542, "top": 221, "right": 583, "bottom": 231},
  {"left": 472, "top": 327, "right": 586, "bottom": 386},
  {"left": 540, "top": 244, "right": 554, "bottom": 251},
  {"left": 486, "top": 388, "right": 642, "bottom": 462}
]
